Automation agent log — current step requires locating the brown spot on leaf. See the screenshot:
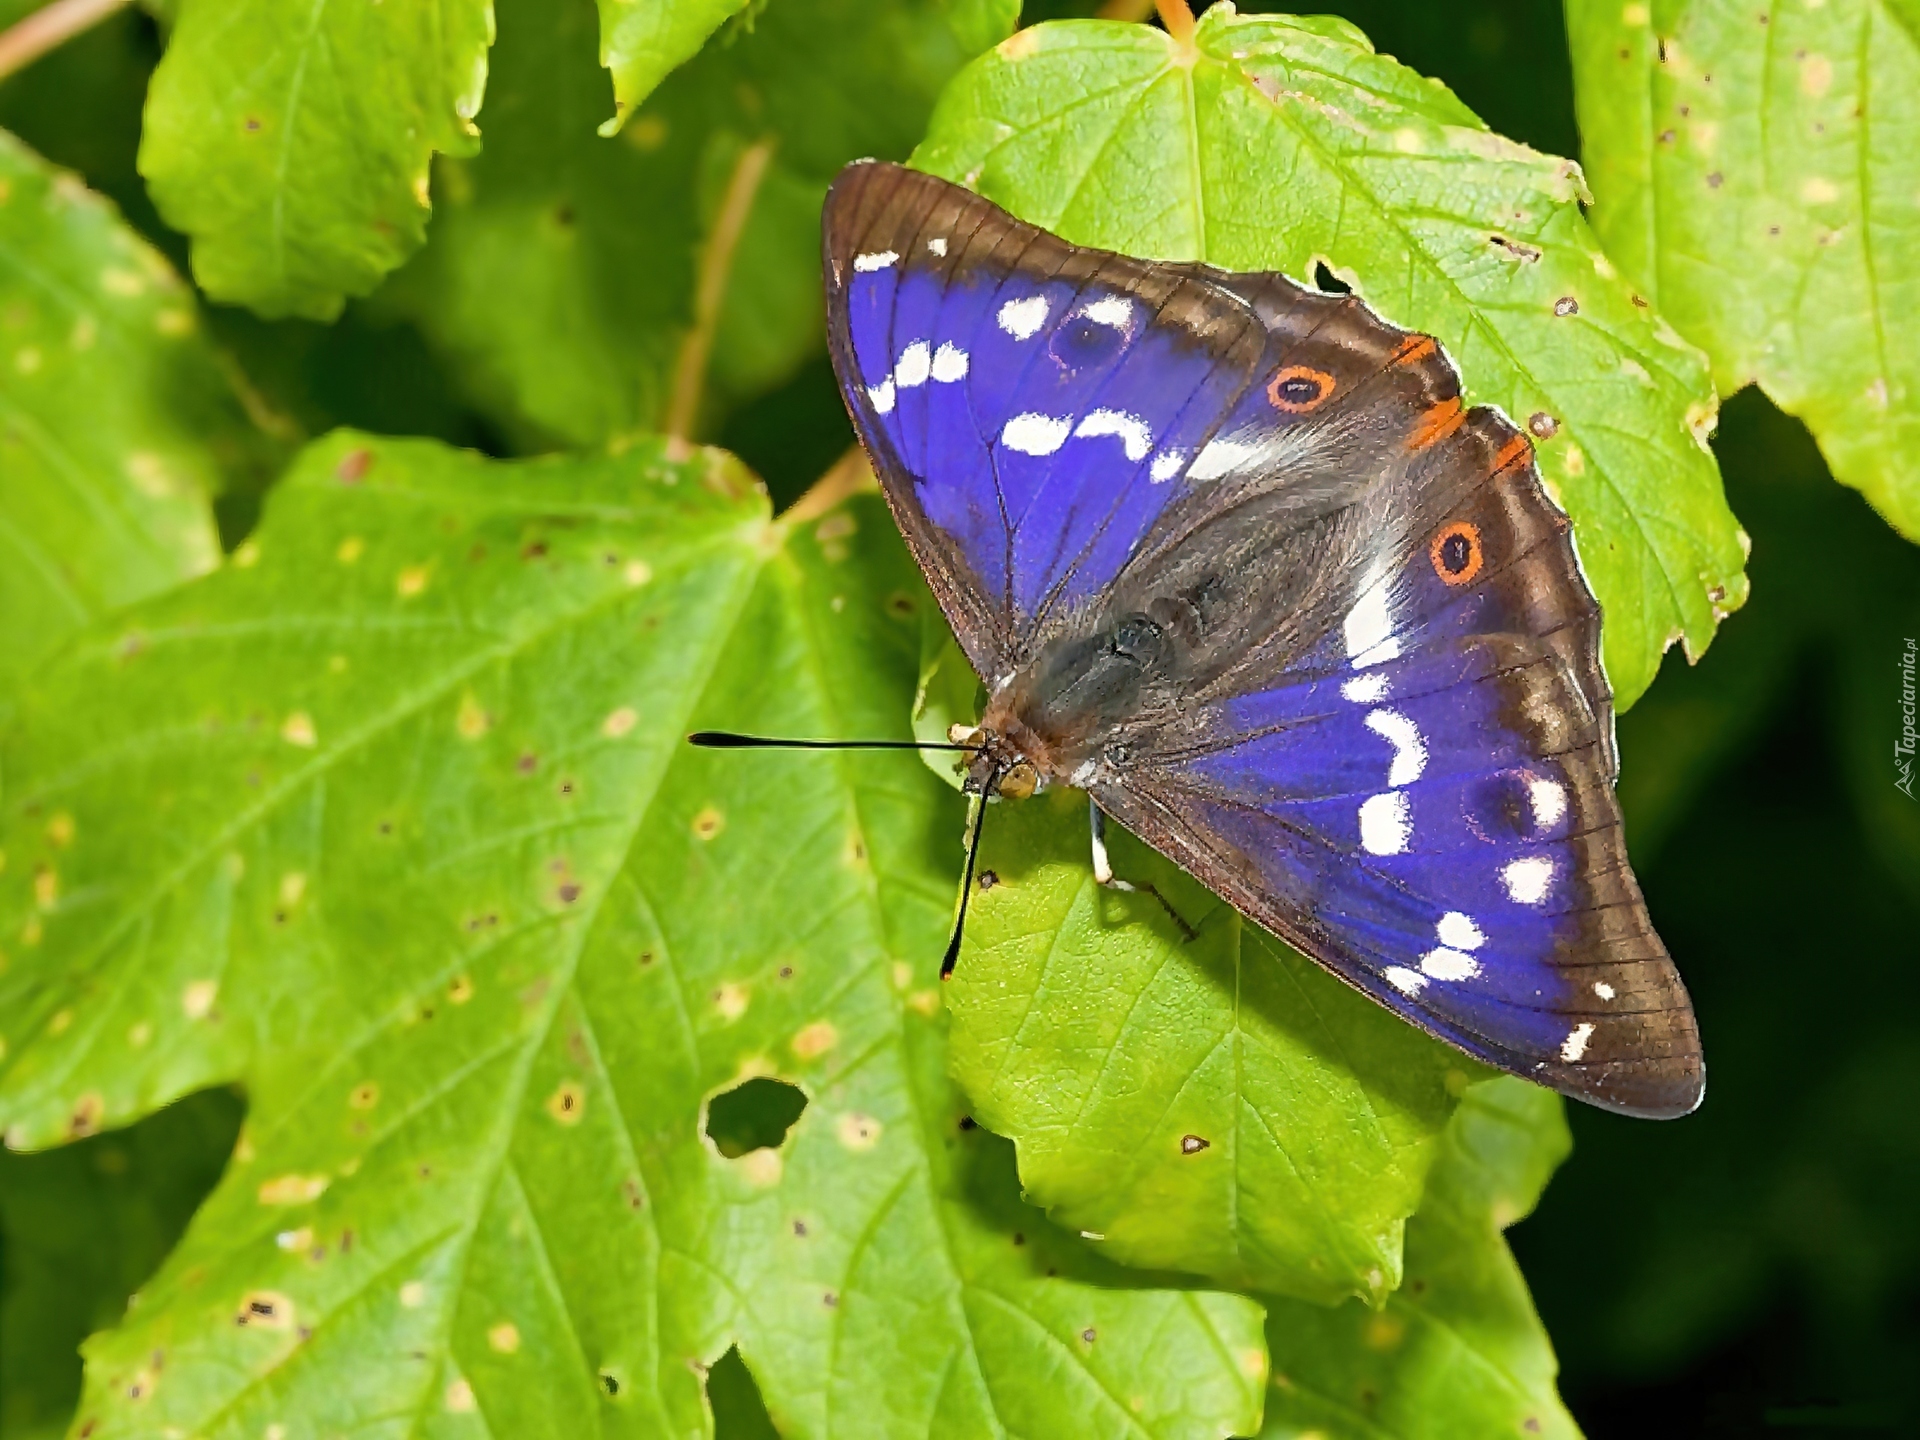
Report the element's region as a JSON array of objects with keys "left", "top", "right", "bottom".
[{"left": 335, "top": 449, "right": 371, "bottom": 484}]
